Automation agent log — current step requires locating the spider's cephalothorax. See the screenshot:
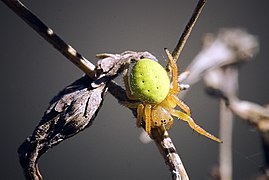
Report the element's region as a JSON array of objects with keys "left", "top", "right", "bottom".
[{"left": 124, "top": 49, "right": 222, "bottom": 143}]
